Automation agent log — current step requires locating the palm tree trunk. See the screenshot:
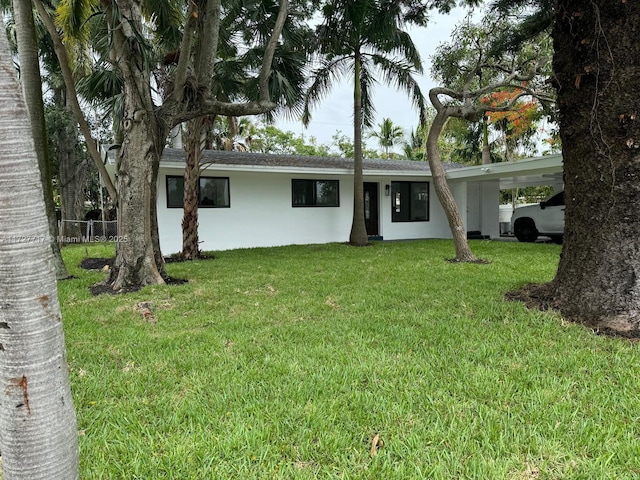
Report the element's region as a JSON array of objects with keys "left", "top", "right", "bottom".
[
  {"left": 481, "top": 117, "right": 491, "bottom": 165},
  {"left": 182, "top": 117, "right": 205, "bottom": 260},
  {"left": 349, "top": 51, "right": 369, "bottom": 246},
  {"left": 58, "top": 93, "right": 87, "bottom": 241},
  {"left": 0, "top": 19, "right": 79, "bottom": 478},
  {"left": 13, "top": 0, "right": 70, "bottom": 279},
  {"left": 426, "top": 111, "right": 479, "bottom": 262}
]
